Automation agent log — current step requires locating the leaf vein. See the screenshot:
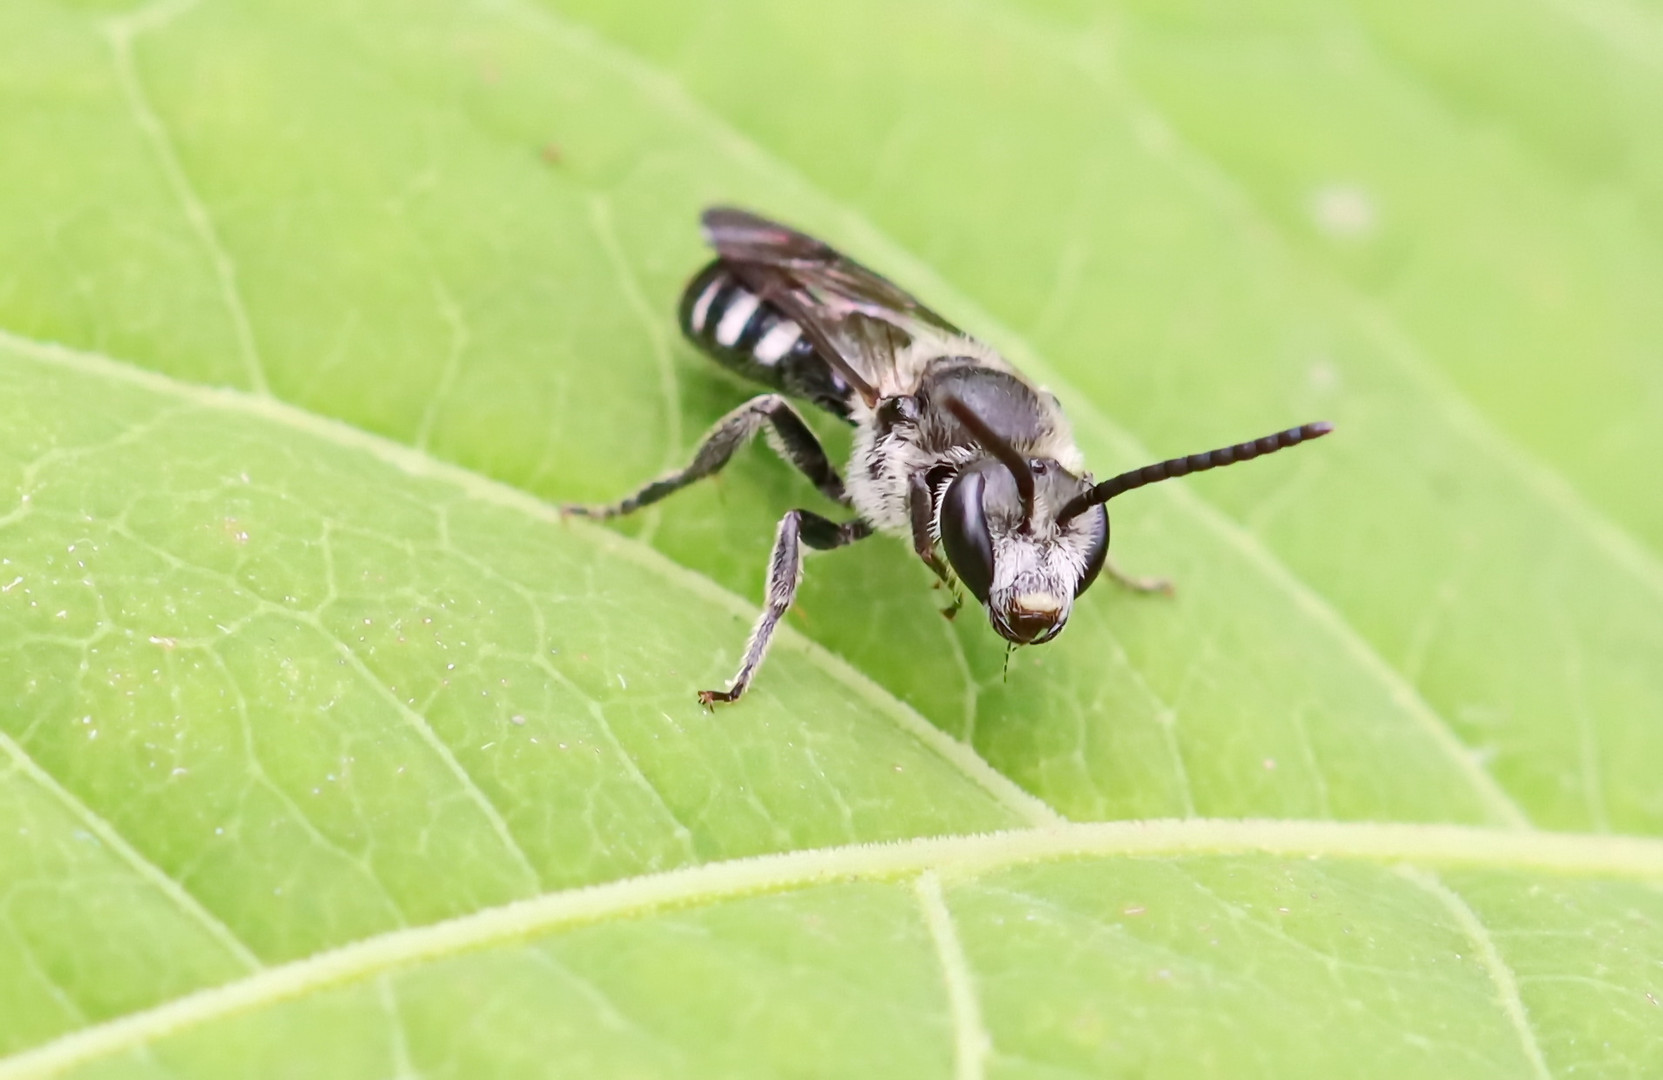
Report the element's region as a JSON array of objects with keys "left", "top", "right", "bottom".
[
  {"left": 915, "top": 870, "right": 990, "bottom": 1080},
  {"left": 304, "top": 610, "right": 545, "bottom": 892},
  {"left": 410, "top": 272, "right": 469, "bottom": 455},
  {"left": 374, "top": 976, "right": 418, "bottom": 1080},
  {"left": 429, "top": 533, "right": 704, "bottom": 862},
  {"left": 5, "top": 818, "right": 1659, "bottom": 1079},
  {"left": 587, "top": 193, "right": 684, "bottom": 473},
  {"left": 0, "top": 728, "right": 263, "bottom": 973},
  {"left": 199, "top": 647, "right": 414, "bottom": 925},
  {"left": 103, "top": 4, "right": 271, "bottom": 397},
  {"left": 1396, "top": 866, "right": 1553, "bottom": 1080},
  {"left": 1100, "top": 630, "right": 1197, "bottom": 819}
]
